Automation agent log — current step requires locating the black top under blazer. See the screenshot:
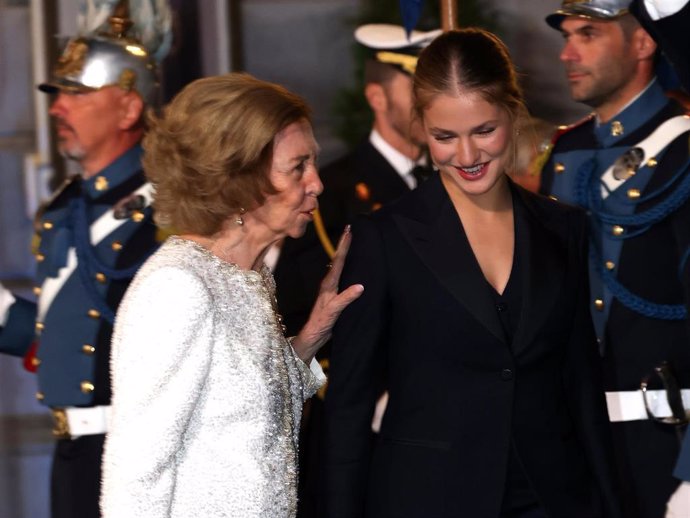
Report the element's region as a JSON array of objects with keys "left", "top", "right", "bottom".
[{"left": 320, "top": 174, "right": 622, "bottom": 518}]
